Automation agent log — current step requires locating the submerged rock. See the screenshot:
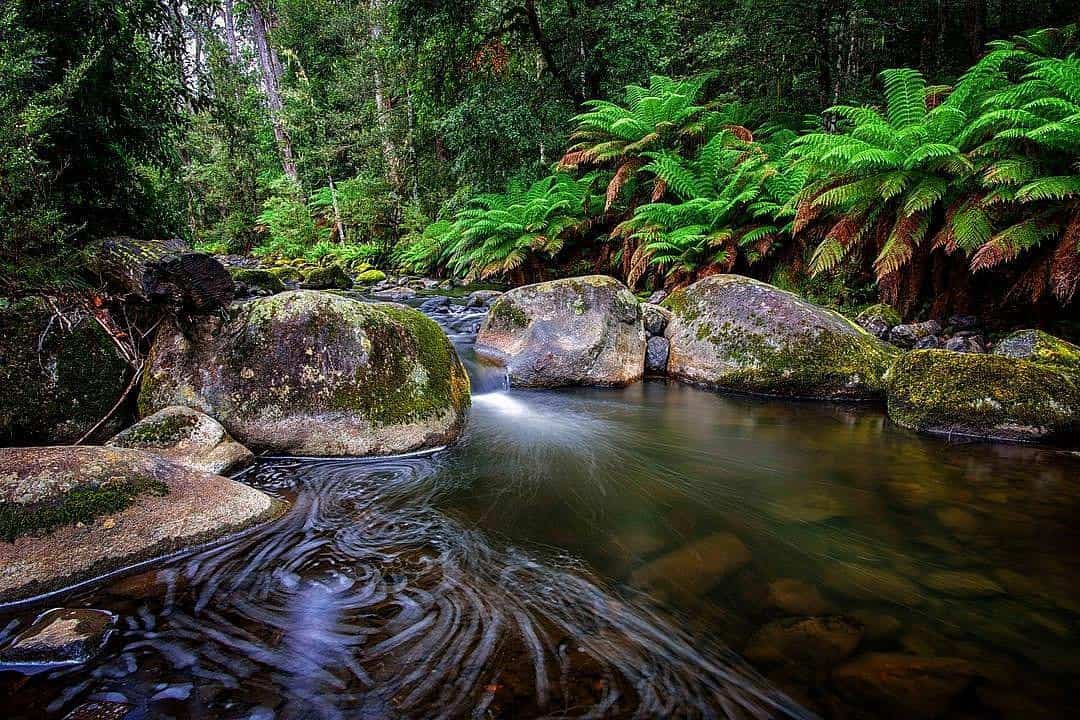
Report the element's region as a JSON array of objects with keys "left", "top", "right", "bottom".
[
  {"left": 663, "top": 275, "right": 896, "bottom": 399},
  {"left": 920, "top": 570, "right": 1005, "bottom": 598},
  {"left": 884, "top": 350, "right": 1080, "bottom": 442},
  {"left": 993, "top": 329, "right": 1080, "bottom": 371},
  {"left": 629, "top": 532, "right": 750, "bottom": 597},
  {"left": 138, "top": 291, "right": 470, "bottom": 456},
  {"left": 0, "top": 298, "right": 131, "bottom": 445},
  {"left": 744, "top": 616, "right": 863, "bottom": 668},
  {"left": 832, "top": 653, "right": 977, "bottom": 719},
  {"left": 855, "top": 304, "right": 901, "bottom": 340},
  {"left": 107, "top": 406, "right": 253, "bottom": 475},
  {"left": 372, "top": 286, "right": 417, "bottom": 301},
  {"left": 476, "top": 275, "right": 646, "bottom": 388},
  {"left": 0, "top": 608, "right": 115, "bottom": 664},
  {"left": 764, "top": 578, "right": 830, "bottom": 616},
  {"left": 0, "top": 446, "right": 279, "bottom": 603}
]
